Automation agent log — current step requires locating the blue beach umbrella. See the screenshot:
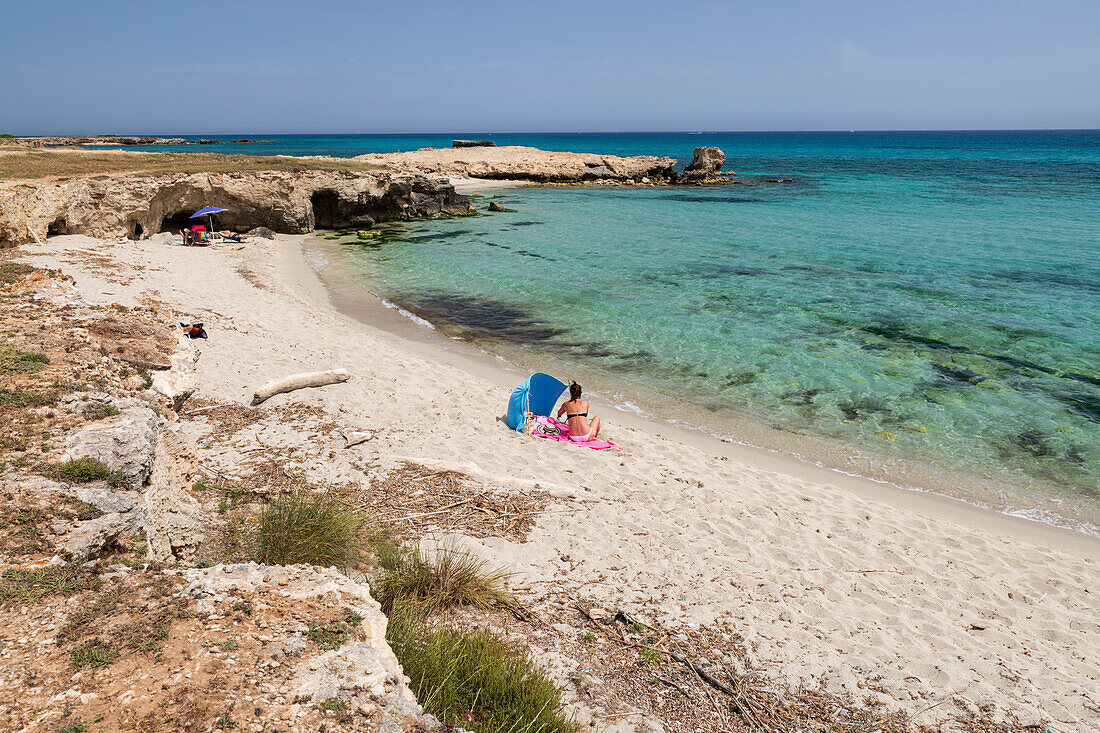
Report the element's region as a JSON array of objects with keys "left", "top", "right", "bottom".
[{"left": 190, "top": 206, "right": 227, "bottom": 237}]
